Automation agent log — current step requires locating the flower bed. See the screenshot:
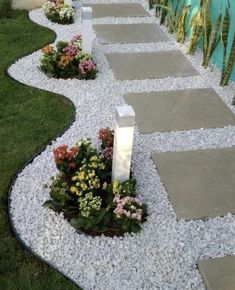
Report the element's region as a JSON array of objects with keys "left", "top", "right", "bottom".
[
  {"left": 40, "top": 35, "right": 97, "bottom": 79},
  {"left": 42, "top": 0, "right": 74, "bottom": 25},
  {"left": 44, "top": 128, "right": 147, "bottom": 237}
]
